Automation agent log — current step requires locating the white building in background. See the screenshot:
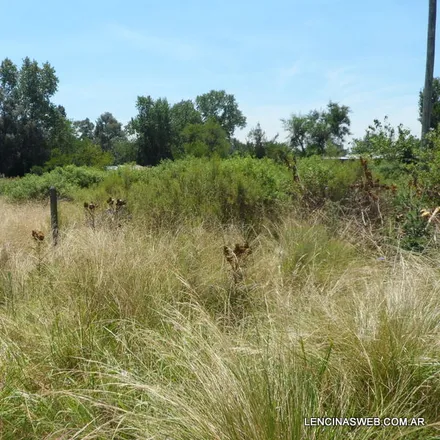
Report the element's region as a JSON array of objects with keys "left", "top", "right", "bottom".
[{"left": 105, "top": 164, "right": 148, "bottom": 171}]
